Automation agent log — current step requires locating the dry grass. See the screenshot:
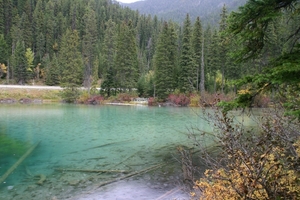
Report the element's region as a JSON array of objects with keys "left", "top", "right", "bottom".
[{"left": 0, "top": 88, "right": 61, "bottom": 102}]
